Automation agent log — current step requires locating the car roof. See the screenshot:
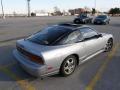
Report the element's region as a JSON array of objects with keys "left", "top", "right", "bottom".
[{"left": 55, "top": 23, "right": 89, "bottom": 30}]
